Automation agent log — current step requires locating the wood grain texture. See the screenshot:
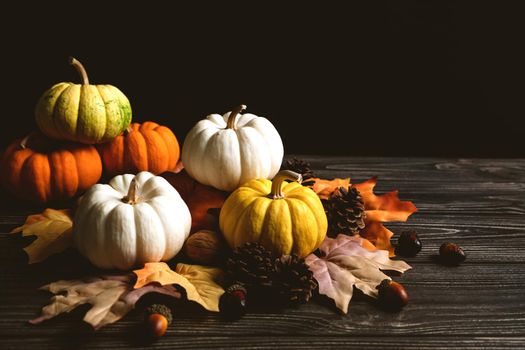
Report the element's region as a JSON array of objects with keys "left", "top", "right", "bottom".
[{"left": 0, "top": 156, "right": 524, "bottom": 349}]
